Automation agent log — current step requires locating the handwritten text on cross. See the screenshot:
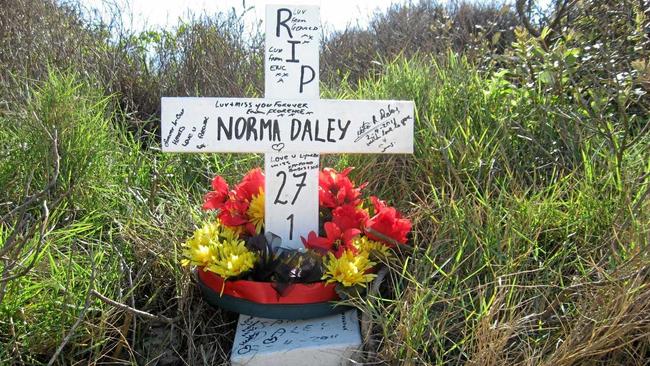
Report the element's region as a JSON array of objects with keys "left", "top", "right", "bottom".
[{"left": 161, "top": 98, "right": 413, "bottom": 154}]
